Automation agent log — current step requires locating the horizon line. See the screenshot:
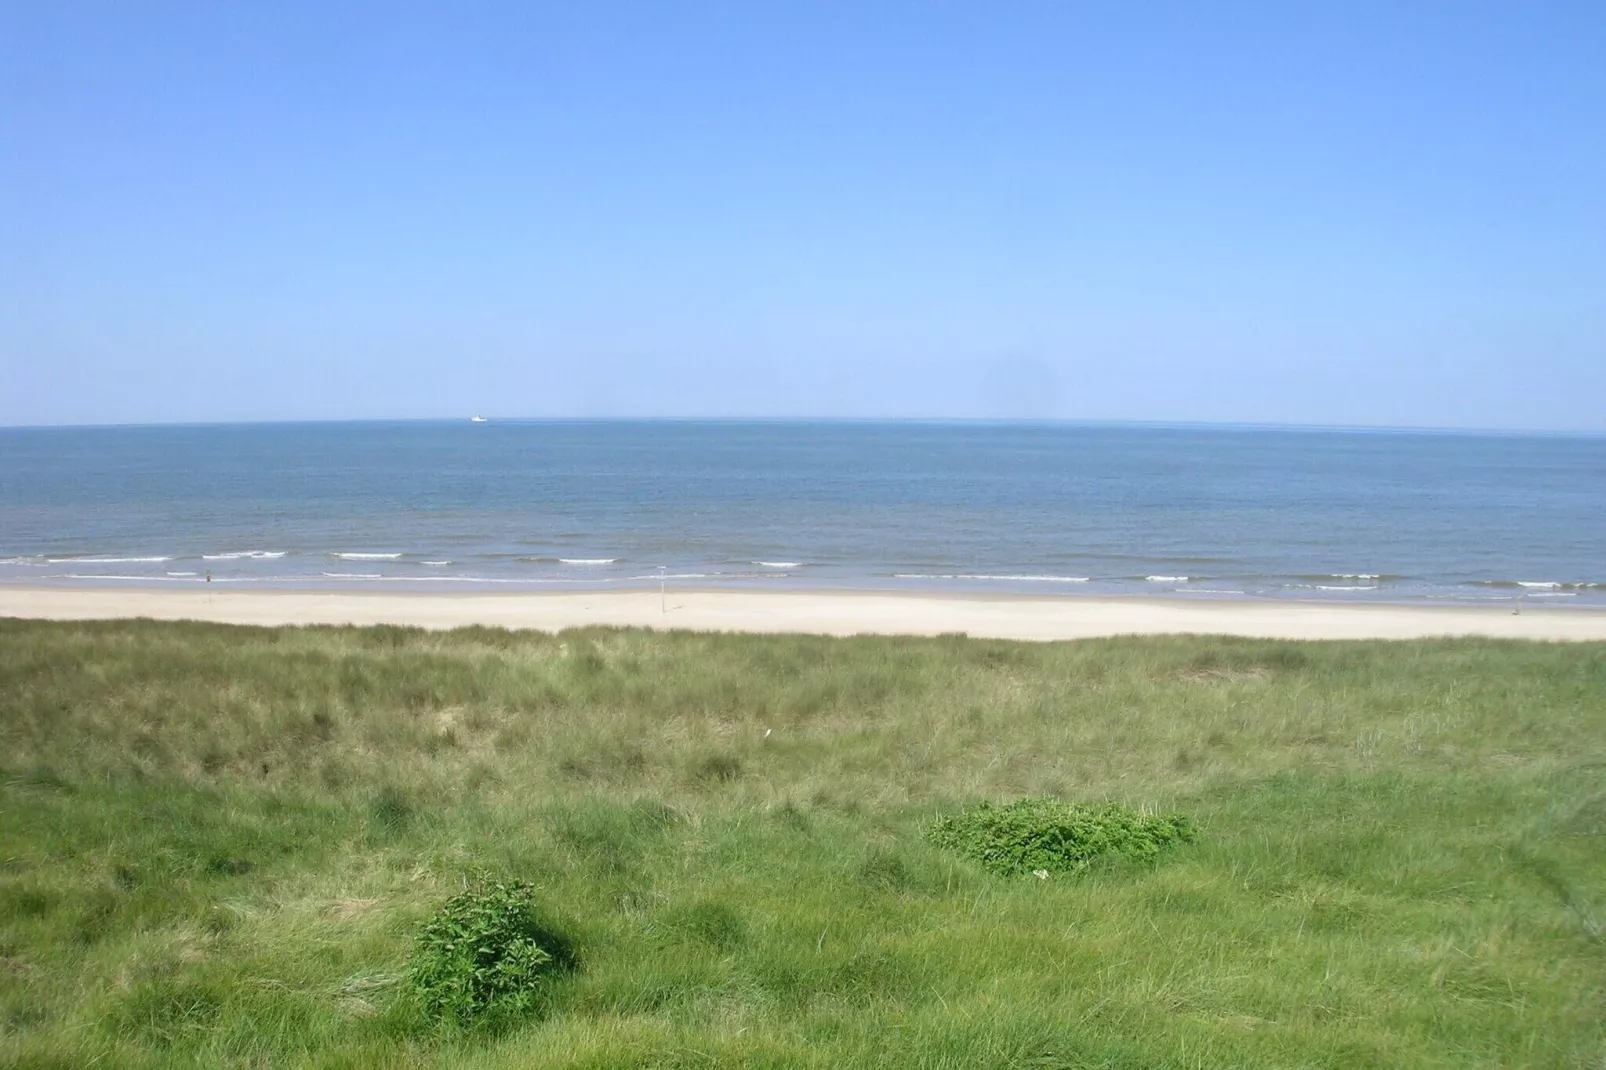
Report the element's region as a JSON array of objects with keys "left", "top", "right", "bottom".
[{"left": 2, "top": 415, "right": 1603, "bottom": 439}]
